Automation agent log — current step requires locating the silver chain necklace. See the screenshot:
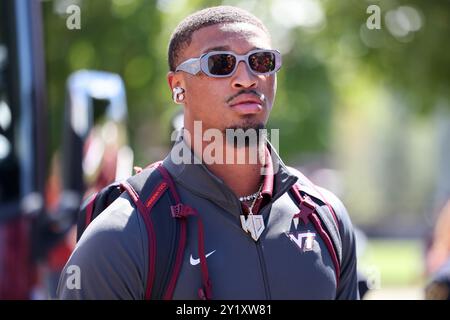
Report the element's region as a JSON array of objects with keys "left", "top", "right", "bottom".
[
  {"left": 239, "top": 190, "right": 261, "bottom": 202},
  {"left": 239, "top": 184, "right": 265, "bottom": 242}
]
